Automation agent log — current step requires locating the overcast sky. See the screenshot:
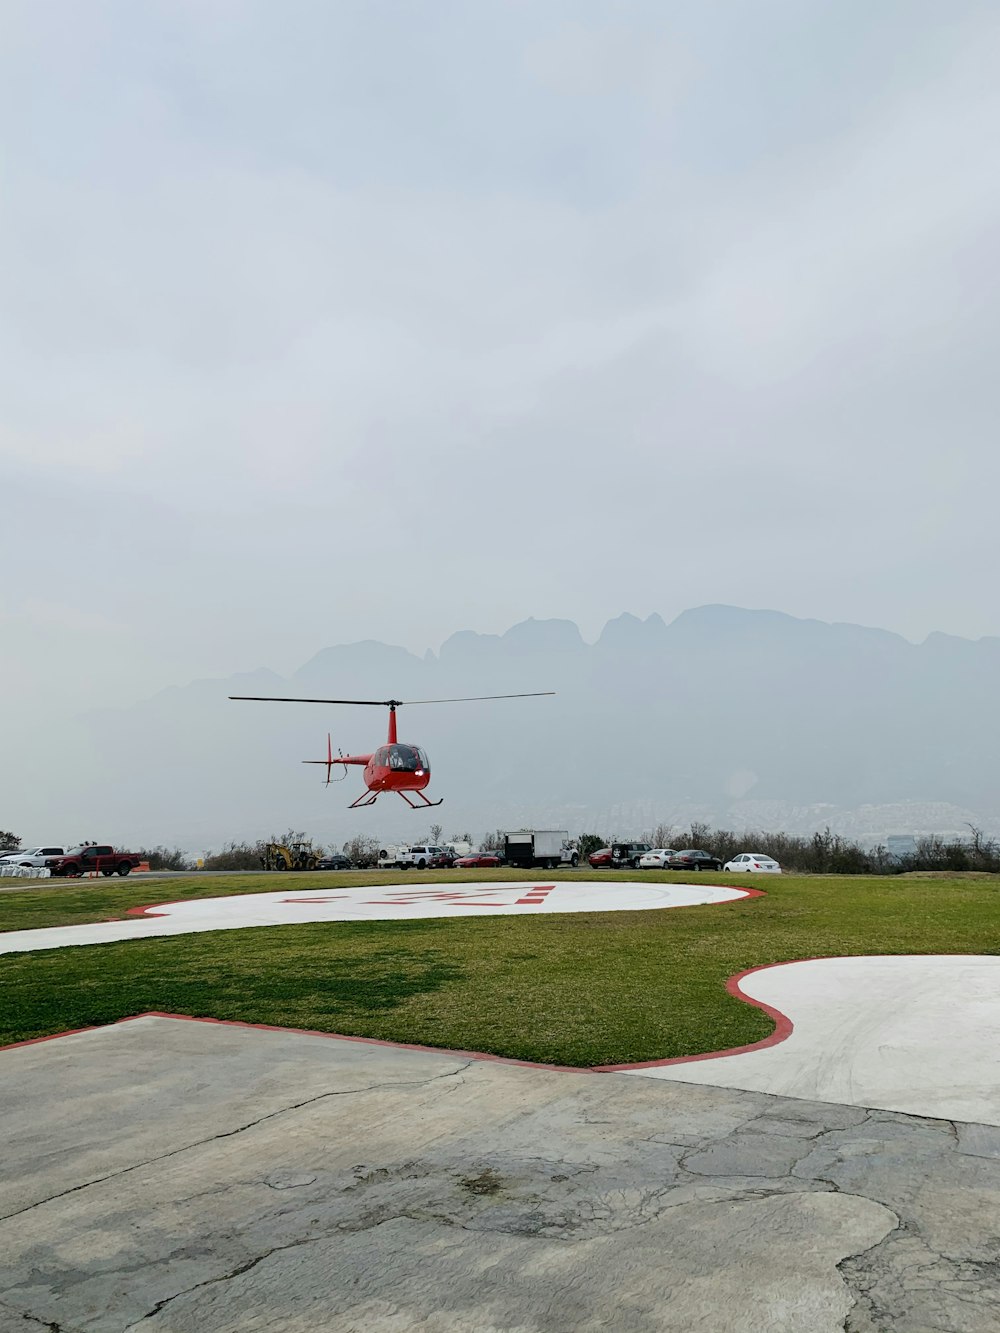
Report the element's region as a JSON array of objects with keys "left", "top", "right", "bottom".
[{"left": 3, "top": 0, "right": 999, "bottom": 728}]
